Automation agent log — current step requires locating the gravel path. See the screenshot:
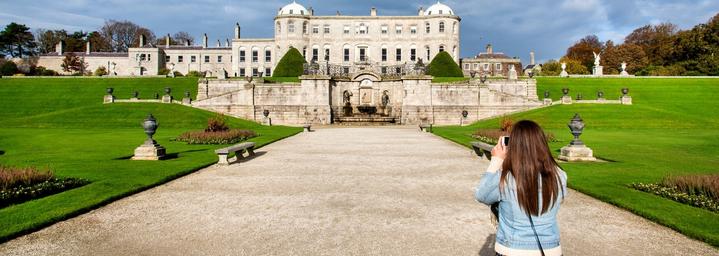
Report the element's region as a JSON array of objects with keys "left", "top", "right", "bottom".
[{"left": 0, "top": 127, "right": 716, "bottom": 255}]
